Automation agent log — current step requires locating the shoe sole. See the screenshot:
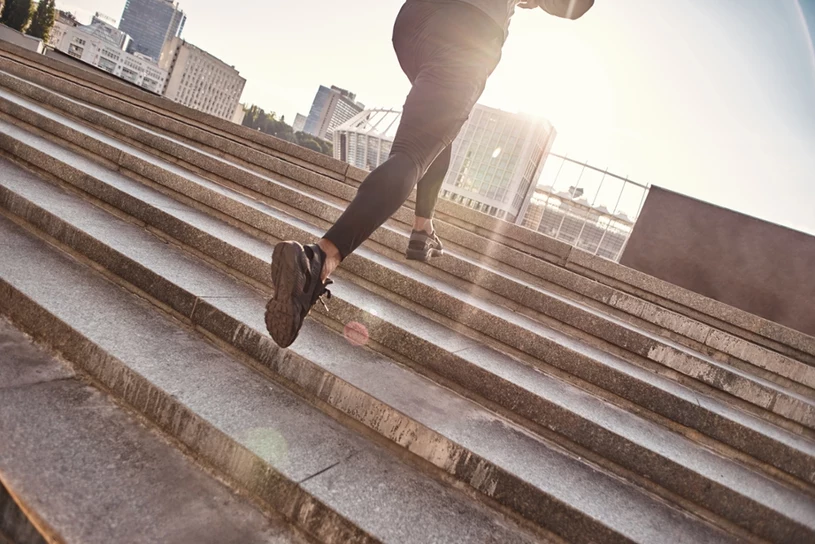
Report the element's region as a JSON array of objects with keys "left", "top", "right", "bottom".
[
  {"left": 265, "top": 241, "right": 308, "bottom": 348},
  {"left": 406, "top": 248, "right": 443, "bottom": 262}
]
